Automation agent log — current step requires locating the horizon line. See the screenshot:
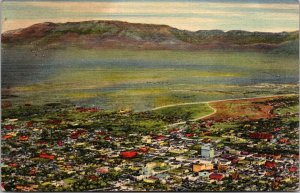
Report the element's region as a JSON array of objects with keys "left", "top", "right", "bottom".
[{"left": 2, "top": 19, "right": 299, "bottom": 34}]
